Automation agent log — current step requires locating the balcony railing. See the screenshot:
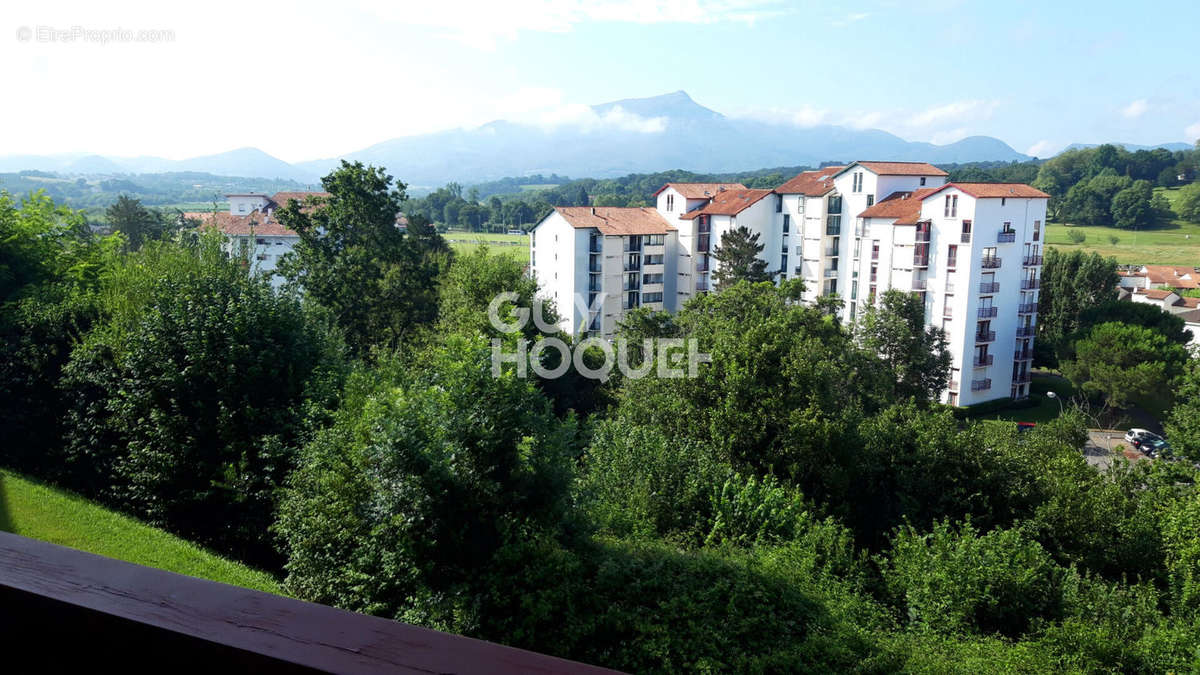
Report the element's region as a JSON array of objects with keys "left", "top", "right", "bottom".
[
  {"left": 588, "top": 239, "right": 602, "bottom": 253},
  {"left": 1023, "top": 255, "right": 1043, "bottom": 266},
  {"left": 946, "top": 258, "right": 958, "bottom": 269},
  {"left": 961, "top": 232, "right": 972, "bottom": 243},
  {"left": 1014, "top": 350, "right": 1033, "bottom": 361},
  {"left": 623, "top": 261, "right": 641, "bottom": 272},
  {"left": 1016, "top": 325, "right": 1036, "bottom": 337},
  {"left": 974, "top": 354, "right": 994, "bottom": 367},
  {"left": 826, "top": 224, "right": 841, "bottom": 236},
  {"left": 981, "top": 256, "right": 1002, "bottom": 269},
  {"left": 916, "top": 231, "right": 931, "bottom": 243},
  {"left": 623, "top": 280, "right": 640, "bottom": 291},
  {"left": 1018, "top": 303, "right": 1038, "bottom": 314},
  {"left": 975, "top": 330, "right": 996, "bottom": 343},
  {"left": 824, "top": 268, "right": 839, "bottom": 278},
  {"left": 948, "top": 379, "right": 959, "bottom": 391},
  {"left": 913, "top": 254, "right": 929, "bottom": 267},
  {"left": 1013, "top": 372, "right": 1032, "bottom": 384},
  {"left": 943, "top": 308, "right": 953, "bottom": 318},
  {"left": 997, "top": 231, "right": 1017, "bottom": 243},
  {"left": 1022, "top": 279, "right": 1040, "bottom": 290},
  {"left": 971, "top": 378, "right": 993, "bottom": 391},
  {"left": 871, "top": 250, "right": 879, "bottom": 260},
  {"left": 695, "top": 281, "right": 710, "bottom": 292},
  {"left": 588, "top": 260, "right": 602, "bottom": 273},
  {"left": 0, "top": 531, "right": 611, "bottom": 675},
  {"left": 912, "top": 279, "right": 928, "bottom": 290},
  {"left": 978, "top": 306, "right": 998, "bottom": 318},
  {"left": 980, "top": 282, "right": 1000, "bottom": 294},
  {"left": 824, "top": 247, "right": 839, "bottom": 256},
  {"left": 946, "top": 282, "right": 956, "bottom": 293}
]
